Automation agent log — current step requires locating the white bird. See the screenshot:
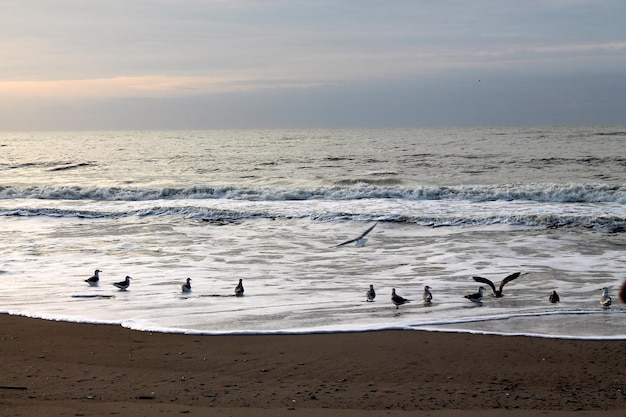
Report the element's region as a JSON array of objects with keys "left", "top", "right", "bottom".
[
  {"left": 464, "top": 286, "right": 486, "bottom": 304},
  {"left": 235, "top": 279, "right": 244, "bottom": 297},
  {"left": 391, "top": 288, "right": 409, "bottom": 309},
  {"left": 335, "top": 222, "right": 377, "bottom": 247},
  {"left": 366, "top": 284, "right": 376, "bottom": 302},
  {"left": 85, "top": 269, "right": 101, "bottom": 286},
  {"left": 599, "top": 287, "right": 611, "bottom": 307},
  {"left": 181, "top": 278, "right": 192, "bottom": 293},
  {"left": 113, "top": 276, "right": 132, "bottom": 291},
  {"left": 422, "top": 285, "right": 433, "bottom": 304}
]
